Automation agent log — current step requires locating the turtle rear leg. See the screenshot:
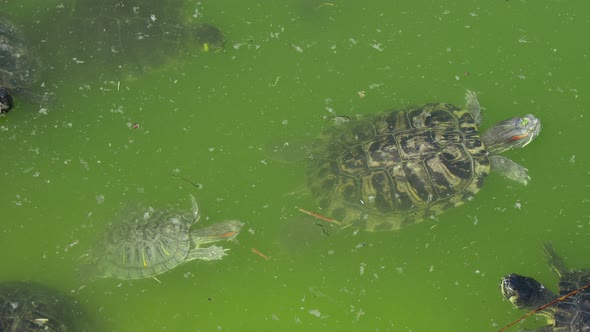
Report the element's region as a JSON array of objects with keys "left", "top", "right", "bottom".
[{"left": 490, "top": 155, "right": 530, "bottom": 185}]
